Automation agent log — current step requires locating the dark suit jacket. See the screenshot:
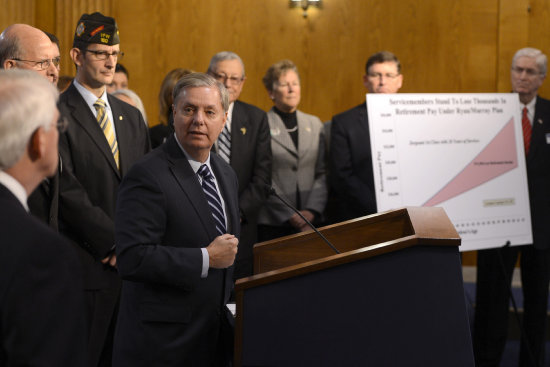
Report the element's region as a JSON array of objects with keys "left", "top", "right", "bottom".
[
  {"left": 28, "top": 172, "right": 59, "bottom": 230},
  {"left": 329, "top": 103, "right": 377, "bottom": 221},
  {"left": 527, "top": 96, "right": 550, "bottom": 249},
  {"left": 226, "top": 100, "right": 272, "bottom": 272},
  {"left": 57, "top": 82, "right": 151, "bottom": 288},
  {"left": 113, "top": 135, "right": 240, "bottom": 366},
  {"left": 0, "top": 183, "right": 86, "bottom": 366}
]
